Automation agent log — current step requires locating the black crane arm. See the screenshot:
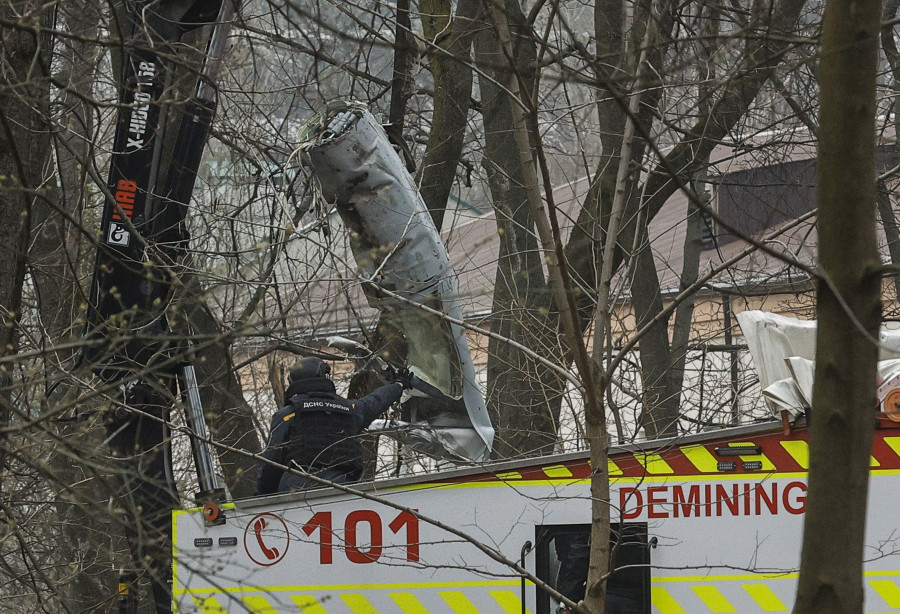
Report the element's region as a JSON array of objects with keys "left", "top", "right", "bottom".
[
  {"left": 82, "top": 2, "right": 238, "bottom": 612},
  {"left": 87, "top": 0, "right": 234, "bottom": 373}
]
